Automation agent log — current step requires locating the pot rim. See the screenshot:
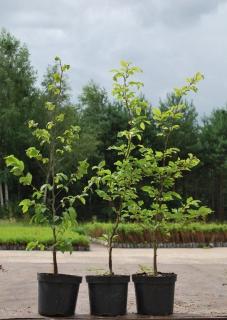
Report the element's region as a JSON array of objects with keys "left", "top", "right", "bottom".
[
  {"left": 37, "top": 272, "right": 82, "bottom": 284},
  {"left": 86, "top": 274, "right": 130, "bottom": 284},
  {"left": 132, "top": 272, "right": 177, "bottom": 283}
]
